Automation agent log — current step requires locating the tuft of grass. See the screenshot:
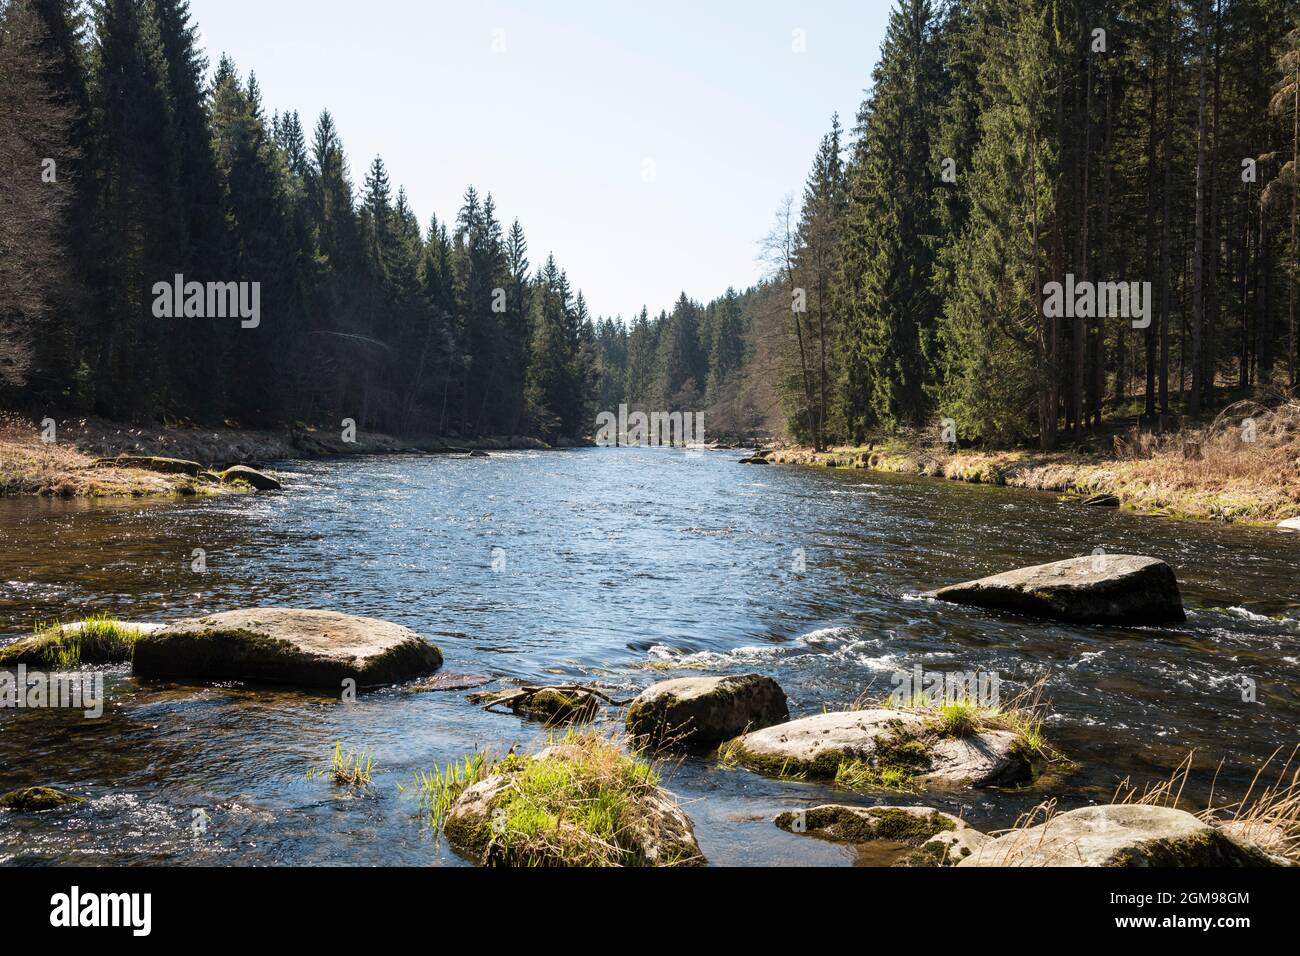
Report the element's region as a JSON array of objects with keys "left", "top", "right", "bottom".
[
  {"left": 834, "top": 758, "right": 916, "bottom": 794},
  {"left": 307, "top": 742, "right": 376, "bottom": 789},
  {"left": 414, "top": 752, "right": 498, "bottom": 831},
  {"left": 0, "top": 614, "right": 142, "bottom": 668},
  {"left": 38, "top": 614, "right": 140, "bottom": 668},
  {"left": 714, "top": 736, "right": 744, "bottom": 770},
  {"left": 888, "top": 674, "right": 1065, "bottom": 766}
]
